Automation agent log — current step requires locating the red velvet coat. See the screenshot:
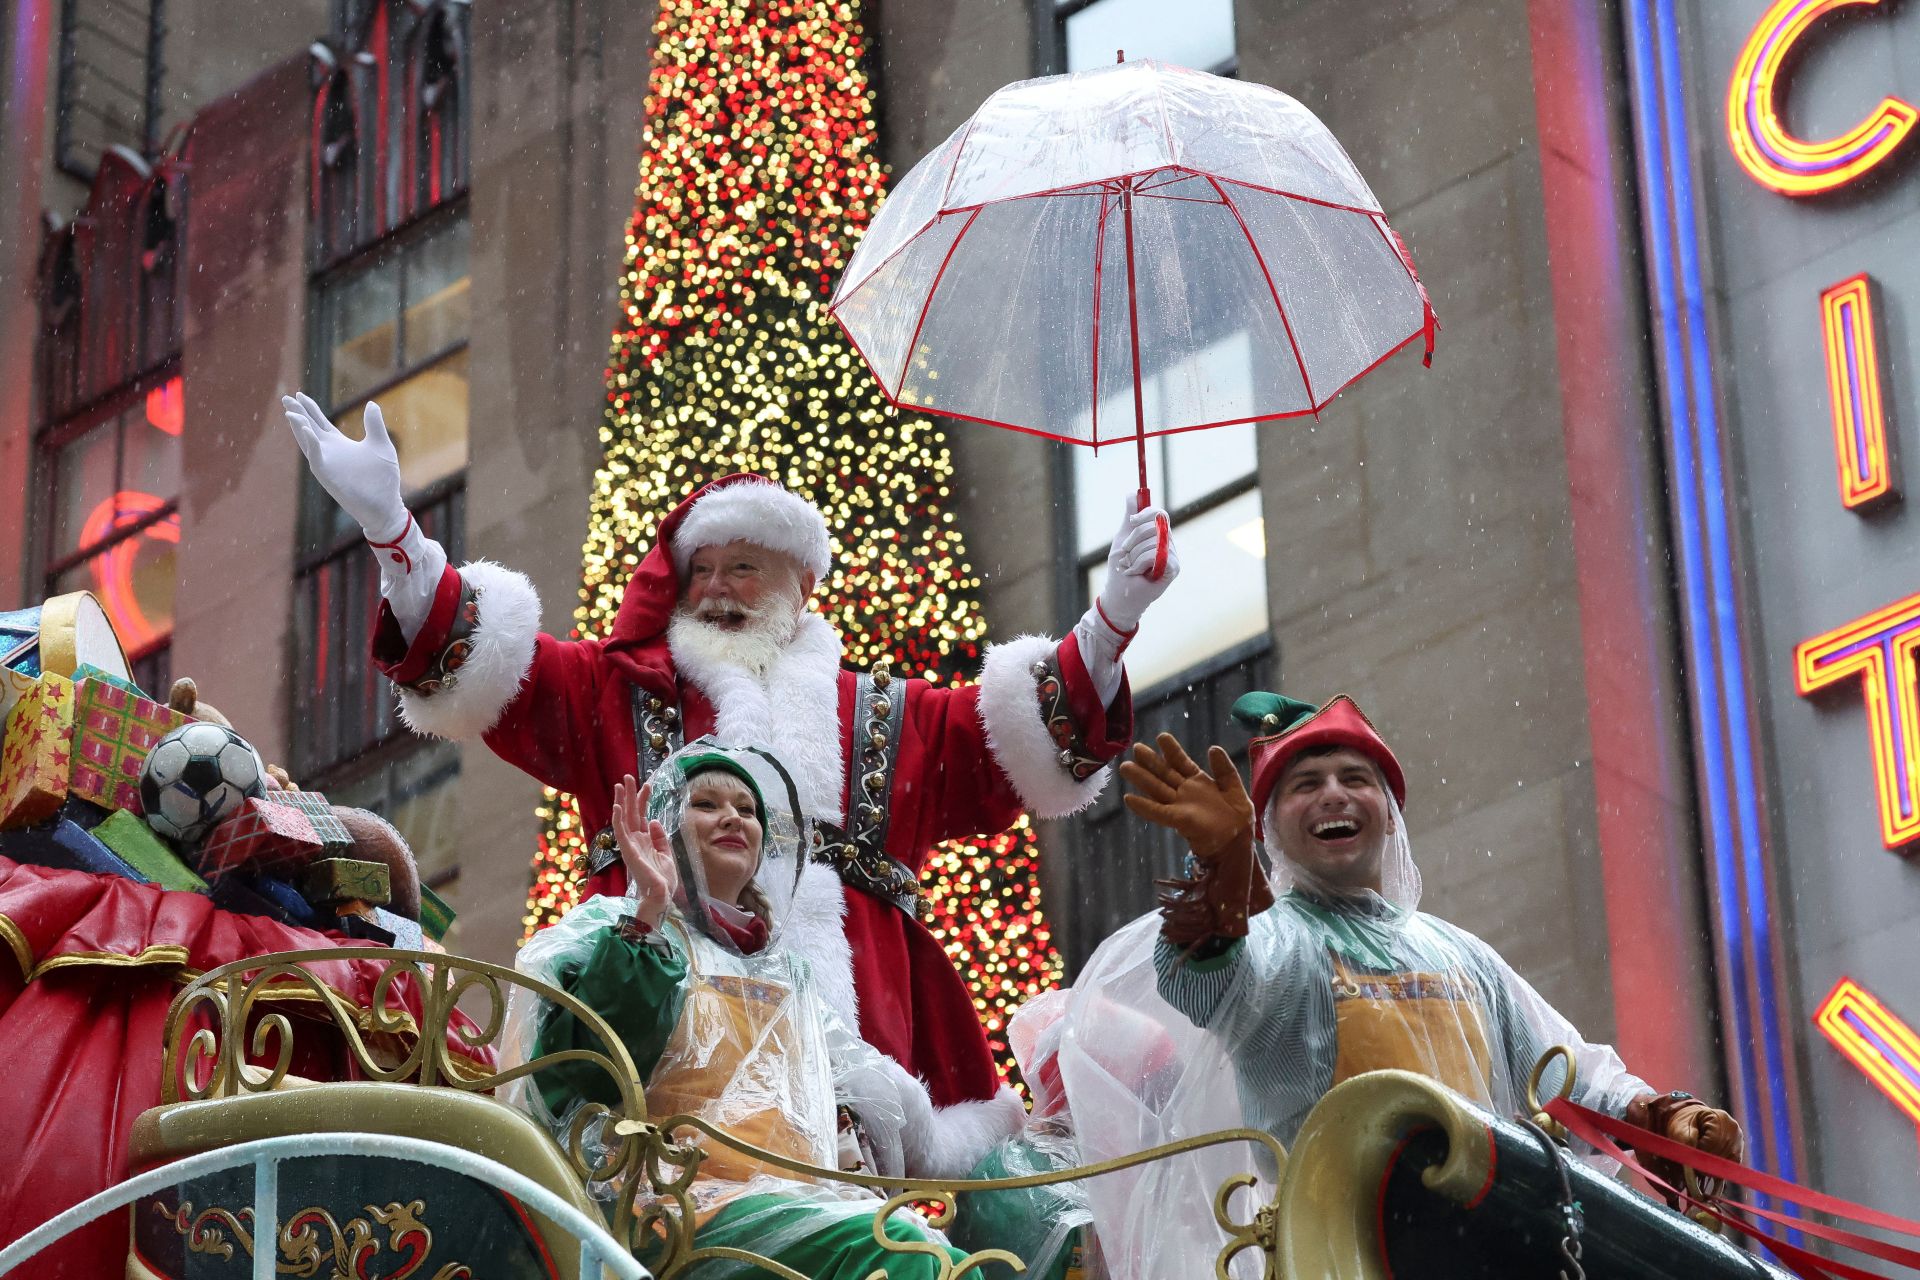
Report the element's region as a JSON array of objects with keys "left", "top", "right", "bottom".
[{"left": 374, "top": 477, "right": 1131, "bottom": 1106}]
